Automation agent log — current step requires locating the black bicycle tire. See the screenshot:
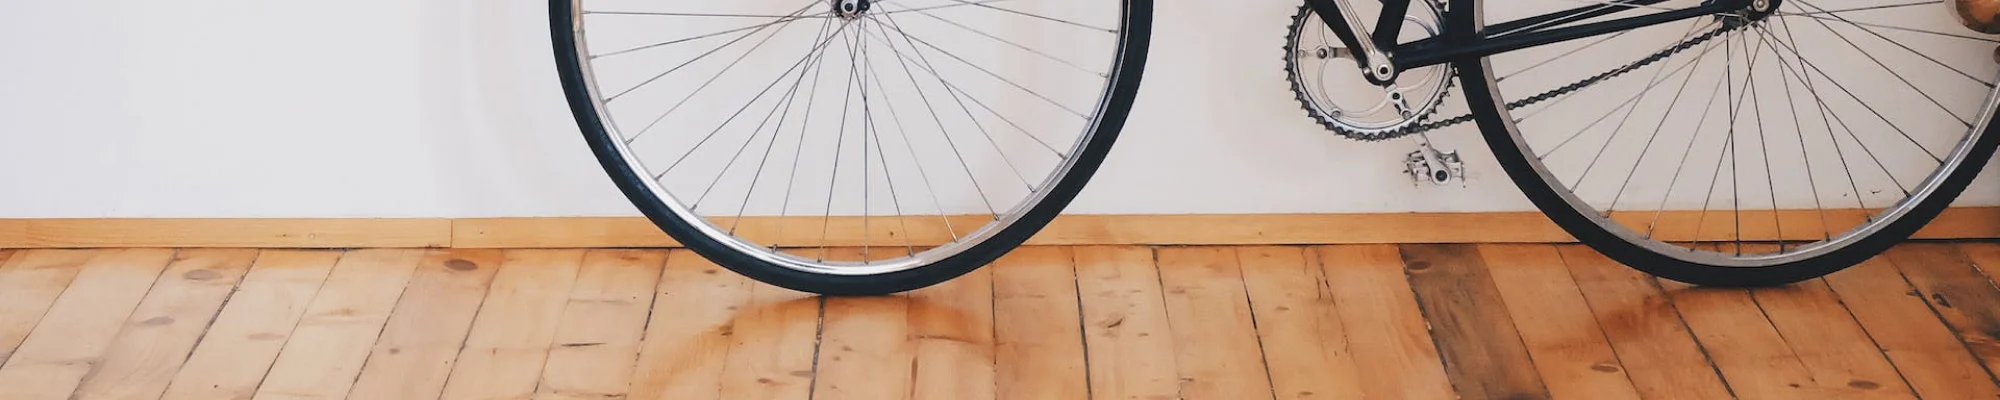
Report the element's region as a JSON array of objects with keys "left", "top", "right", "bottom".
[
  {"left": 551, "top": 0, "right": 1153, "bottom": 296},
  {"left": 1454, "top": 22, "right": 2000, "bottom": 287}
]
